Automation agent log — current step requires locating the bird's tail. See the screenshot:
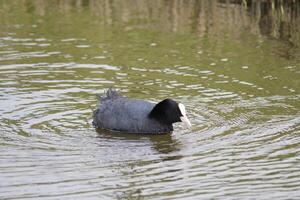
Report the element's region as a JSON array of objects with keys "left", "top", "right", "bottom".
[{"left": 97, "top": 88, "right": 120, "bottom": 102}]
